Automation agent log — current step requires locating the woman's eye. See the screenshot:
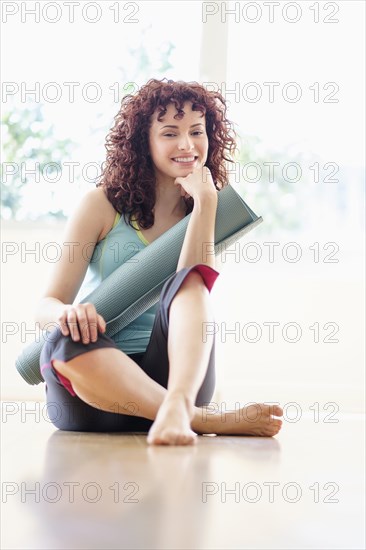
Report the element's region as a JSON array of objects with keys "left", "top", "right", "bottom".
[{"left": 164, "top": 131, "right": 203, "bottom": 137}]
